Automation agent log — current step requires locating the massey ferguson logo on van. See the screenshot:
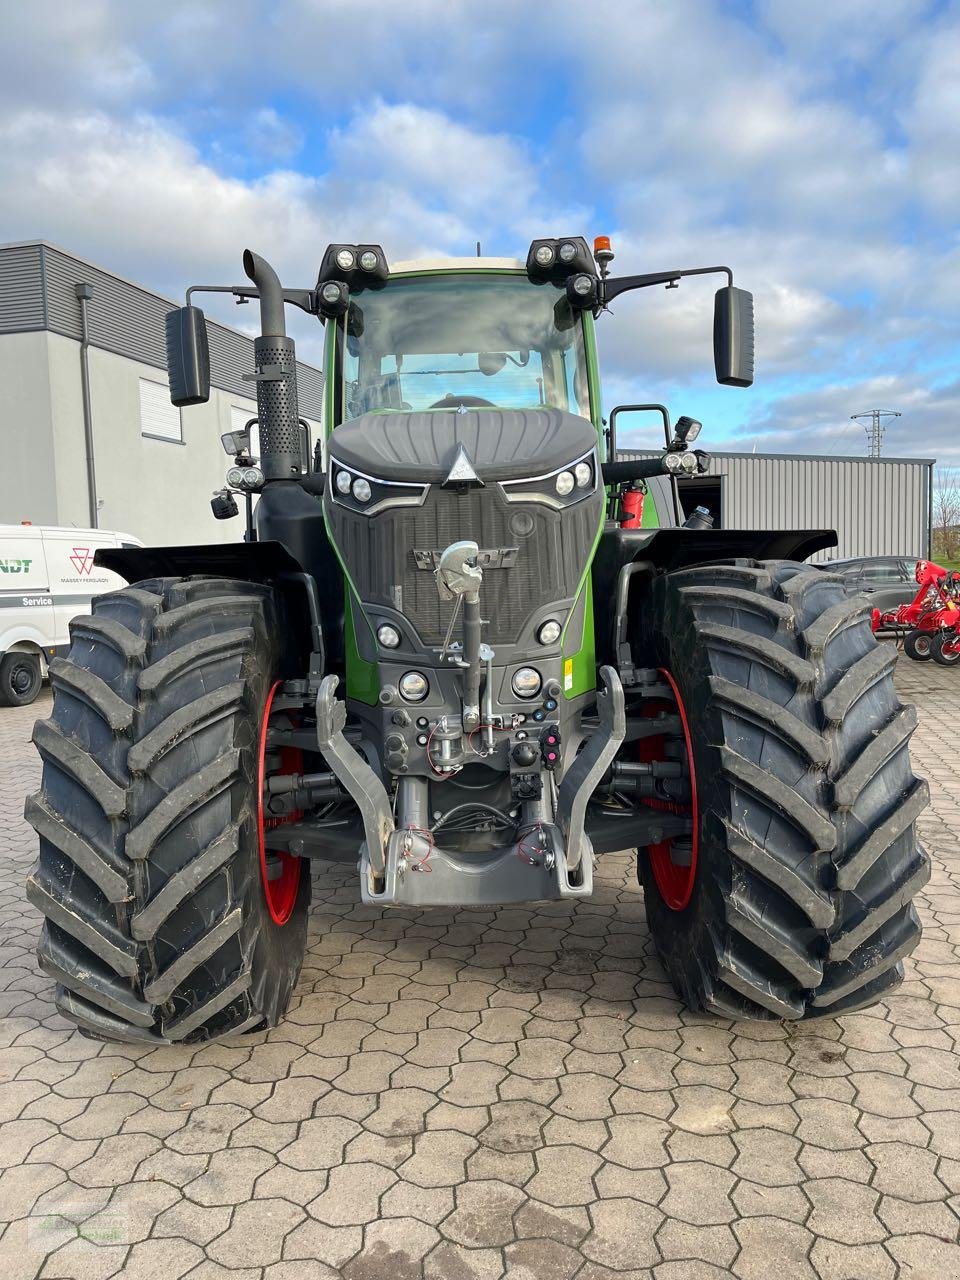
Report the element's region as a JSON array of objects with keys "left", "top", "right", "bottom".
[
  {"left": 0, "top": 559, "right": 32, "bottom": 573},
  {"left": 69, "top": 547, "right": 95, "bottom": 576}
]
